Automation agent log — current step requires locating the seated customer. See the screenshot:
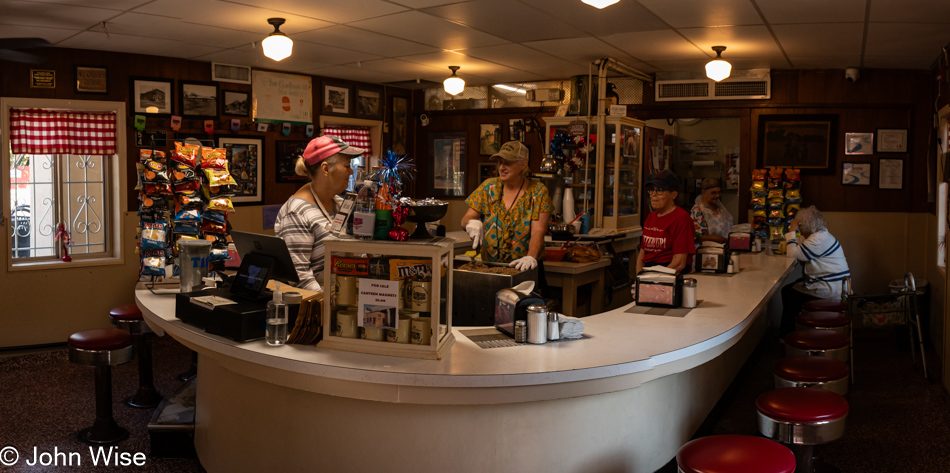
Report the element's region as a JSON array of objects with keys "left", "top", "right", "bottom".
[
  {"left": 779, "top": 205, "right": 851, "bottom": 336},
  {"left": 690, "top": 177, "right": 733, "bottom": 245},
  {"left": 635, "top": 170, "right": 695, "bottom": 274}
]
